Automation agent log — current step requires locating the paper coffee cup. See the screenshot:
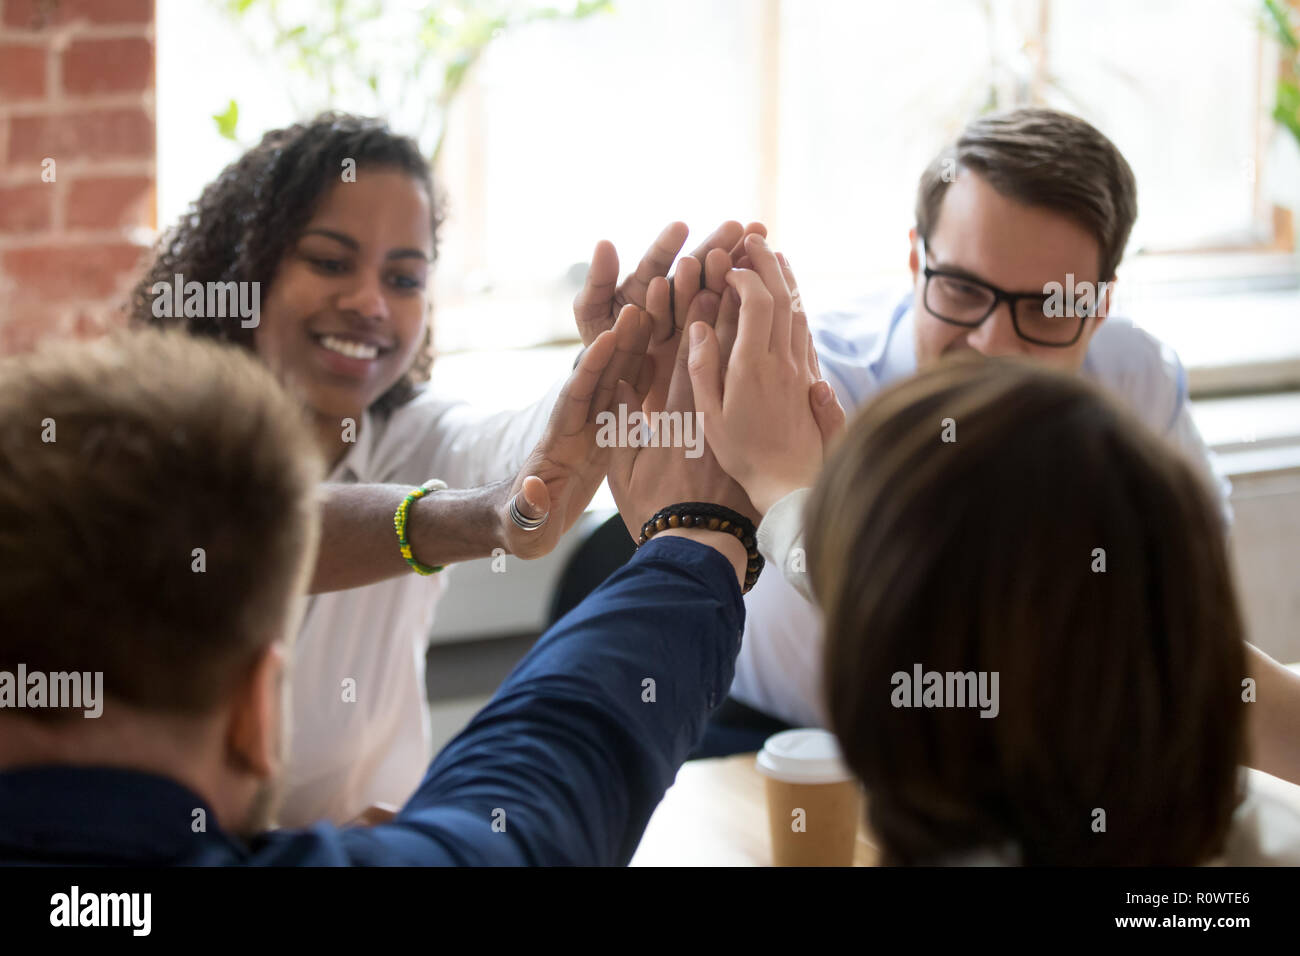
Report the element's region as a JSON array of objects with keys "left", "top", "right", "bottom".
[{"left": 756, "top": 728, "right": 862, "bottom": 867}]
